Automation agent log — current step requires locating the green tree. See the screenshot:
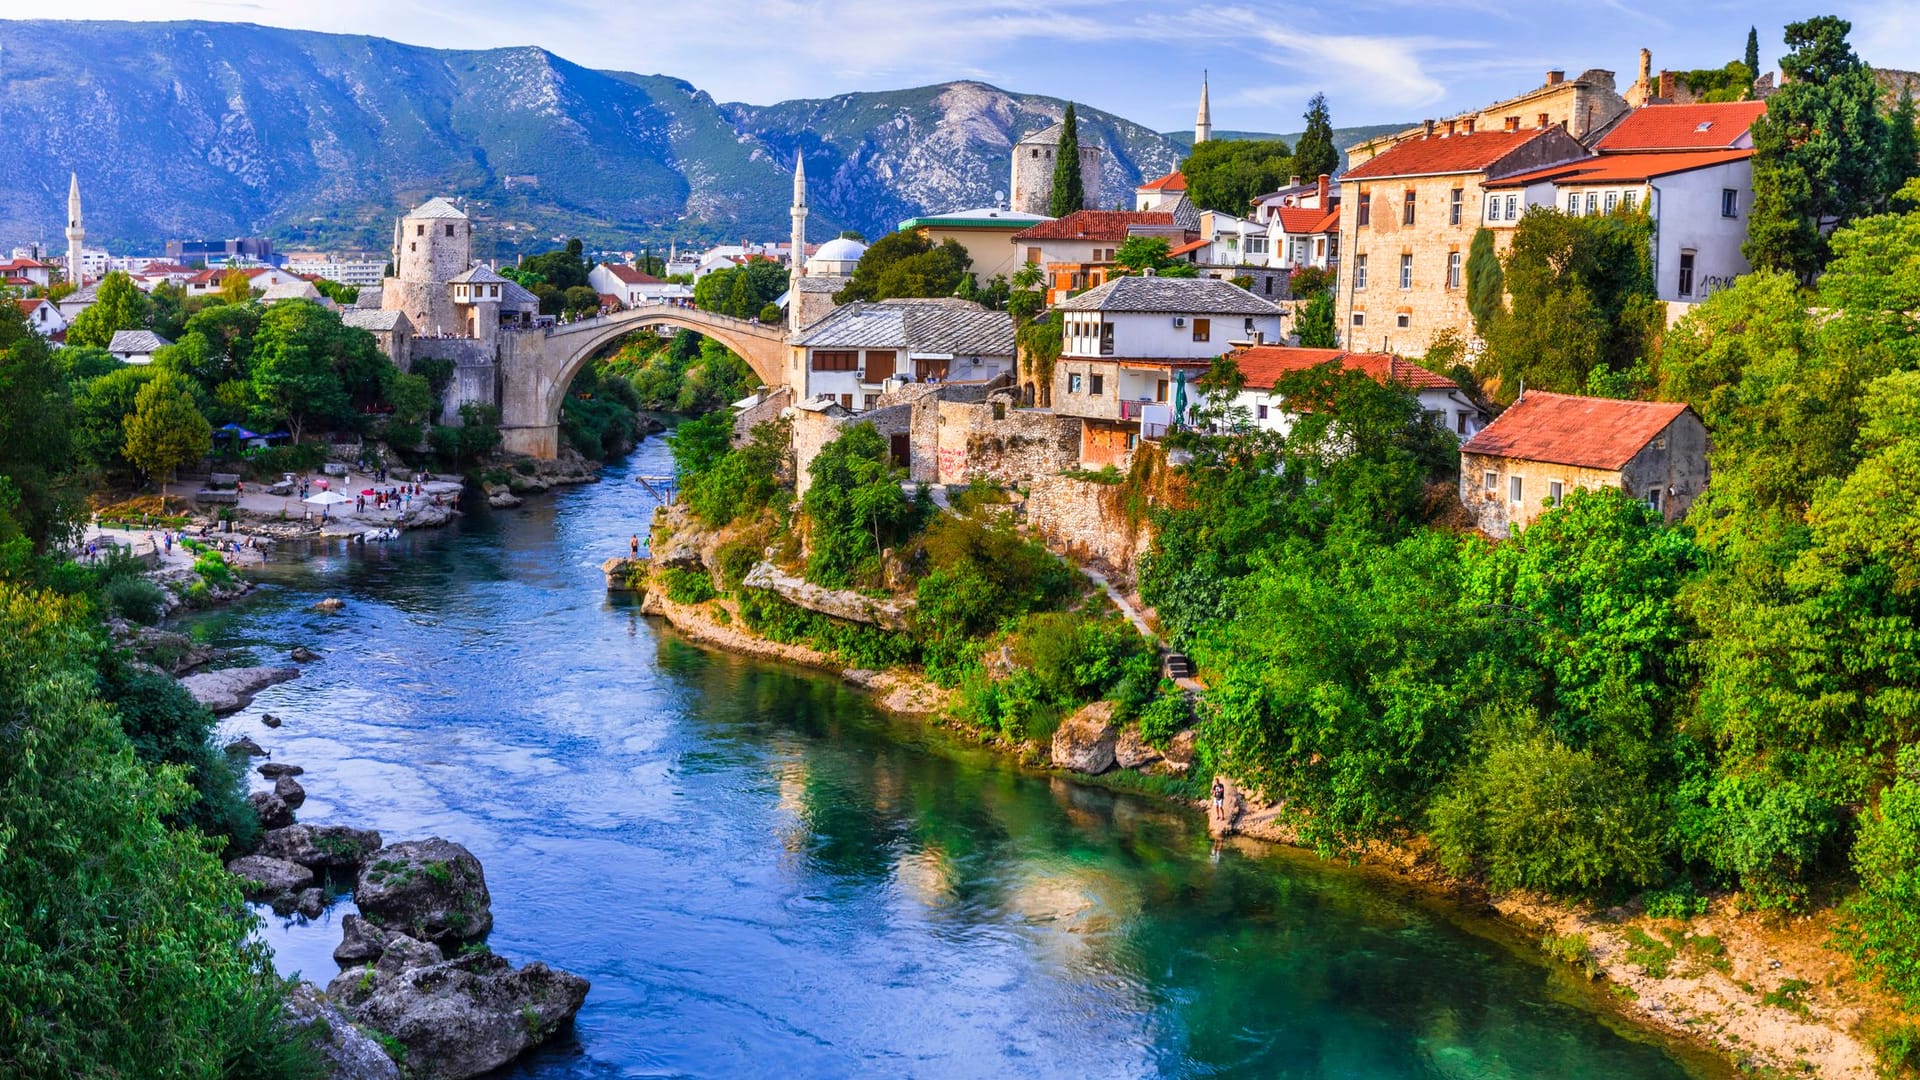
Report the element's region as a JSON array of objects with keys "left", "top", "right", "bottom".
[
  {"left": 70, "top": 366, "right": 156, "bottom": 475},
  {"left": 0, "top": 305, "right": 81, "bottom": 552},
  {"left": 834, "top": 232, "right": 973, "bottom": 303},
  {"left": 1745, "top": 26, "right": 1761, "bottom": 81},
  {"left": 1050, "top": 104, "right": 1086, "bottom": 218},
  {"left": 1109, "top": 236, "right": 1198, "bottom": 278},
  {"left": 1181, "top": 138, "right": 1294, "bottom": 215},
  {"left": 65, "top": 272, "right": 153, "bottom": 349},
  {"left": 247, "top": 302, "right": 368, "bottom": 442},
  {"left": 1464, "top": 228, "right": 1505, "bottom": 338},
  {"left": 521, "top": 239, "right": 589, "bottom": 291},
  {"left": 1744, "top": 16, "right": 1890, "bottom": 279},
  {"left": 685, "top": 416, "right": 792, "bottom": 527},
  {"left": 1295, "top": 289, "right": 1336, "bottom": 348},
  {"left": 802, "top": 423, "right": 915, "bottom": 587},
  {"left": 121, "top": 369, "right": 211, "bottom": 507},
  {"left": 1841, "top": 744, "right": 1920, "bottom": 1006},
  {"left": 1293, "top": 93, "right": 1338, "bottom": 182},
  {"left": 216, "top": 269, "right": 256, "bottom": 305},
  {"left": 1484, "top": 207, "right": 1659, "bottom": 397},
  {"left": 1884, "top": 84, "right": 1919, "bottom": 202}
]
